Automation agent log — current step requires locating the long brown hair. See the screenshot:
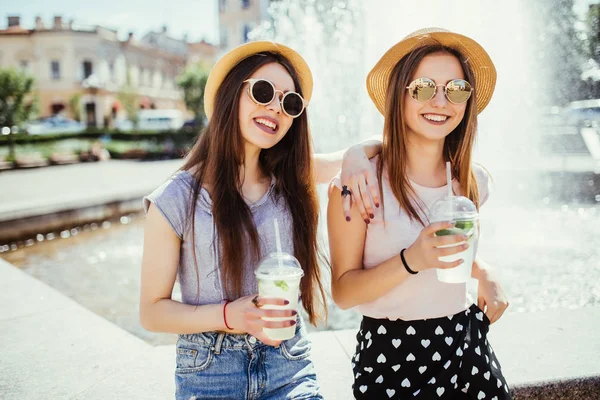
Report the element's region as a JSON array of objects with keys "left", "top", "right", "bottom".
[
  {"left": 377, "top": 45, "right": 480, "bottom": 225},
  {"left": 182, "top": 52, "right": 326, "bottom": 324}
]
